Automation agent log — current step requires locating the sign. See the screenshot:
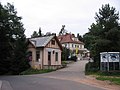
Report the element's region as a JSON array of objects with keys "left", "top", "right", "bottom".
[
  {"left": 108, "top": 53, "right": 119, "bottom": 62},
  {"left": 100, "top": 52, "right": 120, "bottom": 62},
  {"left": 100, "top": 53, "right": 108, "bottom": 62}
]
